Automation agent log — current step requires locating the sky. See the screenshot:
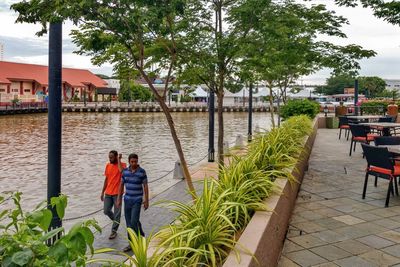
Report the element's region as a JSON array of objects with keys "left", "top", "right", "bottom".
[{"left": 0, "top": 0, "right": 400, "bottom": 85}]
